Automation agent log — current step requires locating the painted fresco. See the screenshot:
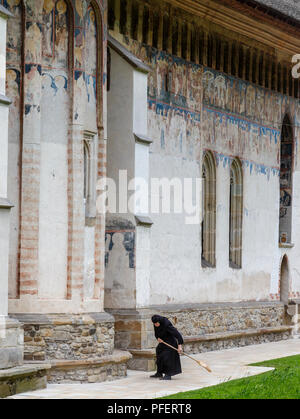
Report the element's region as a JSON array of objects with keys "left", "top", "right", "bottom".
[
  {"left": 105, "top": 228, "right": 136, "bottom": 309},
  {"left": 2, "top": 0, "right": 106, "bottom": 300},
  {"left": 26, "top": 22, "right": 42, "bottom": 63},
  {"left": 4, "top": 0, "right": 22, "bottom": 137},
  {"left": 73, "top": 2, "right": 99, "bottom": 128},
  {"left": 3, "top": 0, "right": 105, "bottom": 126},
  {"left": 84, "top": 5, "right": 97, "bottom": 128},
  {"left": 120, "top": 38, "right": 300, "bottom": 179},
  {"left": 40, "top": 0, "right": 69, "bottom": 113},
  {"left": 42, "top": 0, "right": 69, "bottom": 68},
  {"left": 105, "top": 232, "right": 135, "bottom": 270}
]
